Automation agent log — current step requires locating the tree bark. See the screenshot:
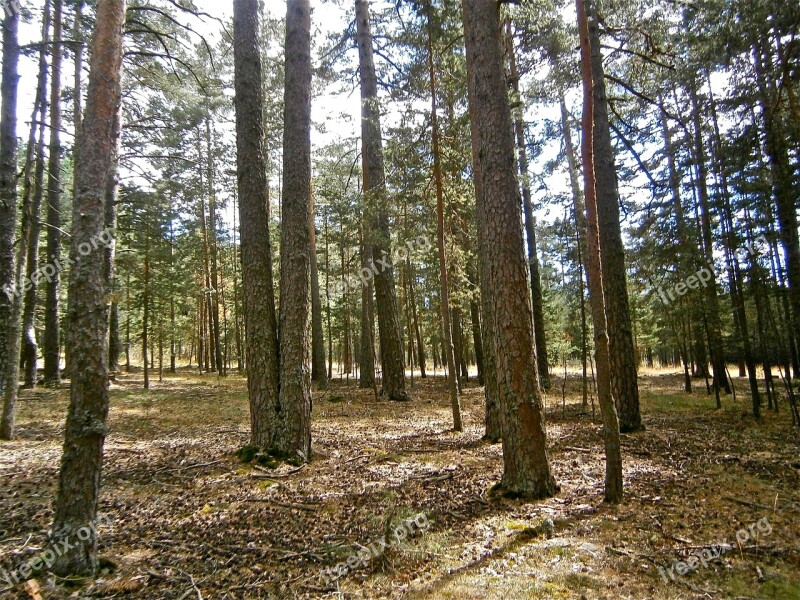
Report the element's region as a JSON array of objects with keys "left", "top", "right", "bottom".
[
  {"left": 50, "top": 0, "right": 126, "bottom": 575},
  {"left": 577, "top": 0, "right": 623, "bottom": 503},
  {"left": 0, "top": 0, "right": 21, "bottom": 440},
  {"left": 233, "top": 0, "right": 279, "bottom": 448},
  {"left": 355, "top": 0, "right": 409, "bottom": 401},
  {"left": 276, "top": 0, "right": 313, "bottom": 459},
  {"left": 585, "top": 0, "right": 642, "bottom": 431},
  {"left": 463, "top": 0, "right": 555, "bottom": 498}
]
